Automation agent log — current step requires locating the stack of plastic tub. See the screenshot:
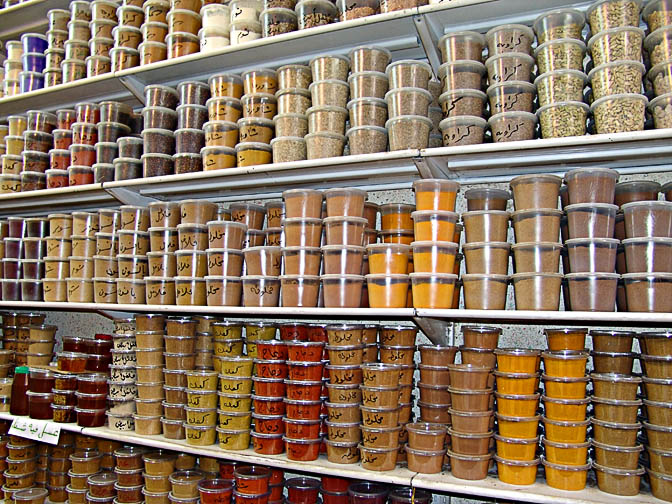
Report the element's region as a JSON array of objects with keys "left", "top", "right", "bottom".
[
  {"left": 640, "top": 330, "right": 672, "bottom": 500},
  {"left": 436, "top": 31, "right": 487, "bottom": 147},
  {"left": 446, "top": 329, "right": 498, "bottom": 481},
  {"left": 485, "top": 24, "right": 537, "bottom": 142},
  {"left": 345, "top": 46, "right": 391, "bottom": 156},
  {"left": 587, "top": 0, "right": 647, "bottom": 134},
  {"left": 591, "top": 328, "right": 644, "bottom": 496},
  {"left": 540, "top": 347, "right": 591, "bottom": 490},
  {"left": 145, "top": 201, "right": 179, "bottom": 304},
  {"left": 61, "top": 1, "right": 91, "bottom": 85},
  {"left": 20, "top": 34, "right": 49, "bottom": 93},
  {"left": 272, "top": 64, "right": 310, "bottom": 162},
  {"left": 166, "top": 0, "right": 202, "bottom": 60},
  {"left": 461, "top": 187, "right": 510, "bottom": 310},
  {"left": 163, "top": 318, "right": 197, "bottom": 437},
  {"left": 107, "top": 317, "right": 138, "bottom": 431},
  {"left": 110, "top": 0, "right": 143, "bottom": 72},
  {"left": 409, "top": 179, "right": 460, "bottom": 309},
  {"left": 23, "top": 110, "right": 58, "bottom": 192},
  {"left": 138, "top": 0, "right": 169, "bottom": 65},
  {"left": 44, "top": 9, "right": 70, "bottom": 88},
  {"left": 3, "top": 40, "right": 24, "bottom": 97},
  {"left": 533, "top": 8, "right": 589, "bottom": 139},
  {"left": 563, "top": 167, "right": 620, "bottom": 311},
  {"left": 509, "top": 173, "right": 564, "bottom": 311}
]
